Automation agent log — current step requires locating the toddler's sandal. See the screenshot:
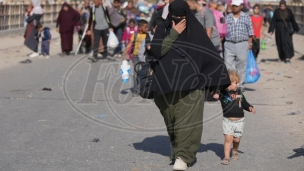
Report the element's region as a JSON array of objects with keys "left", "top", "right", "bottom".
[
  {"left": 231, "top": 153, "right": 239, "bottom": 160},
  {"left": 221, "top": 158, "right": 230, "bottom": 165}
]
